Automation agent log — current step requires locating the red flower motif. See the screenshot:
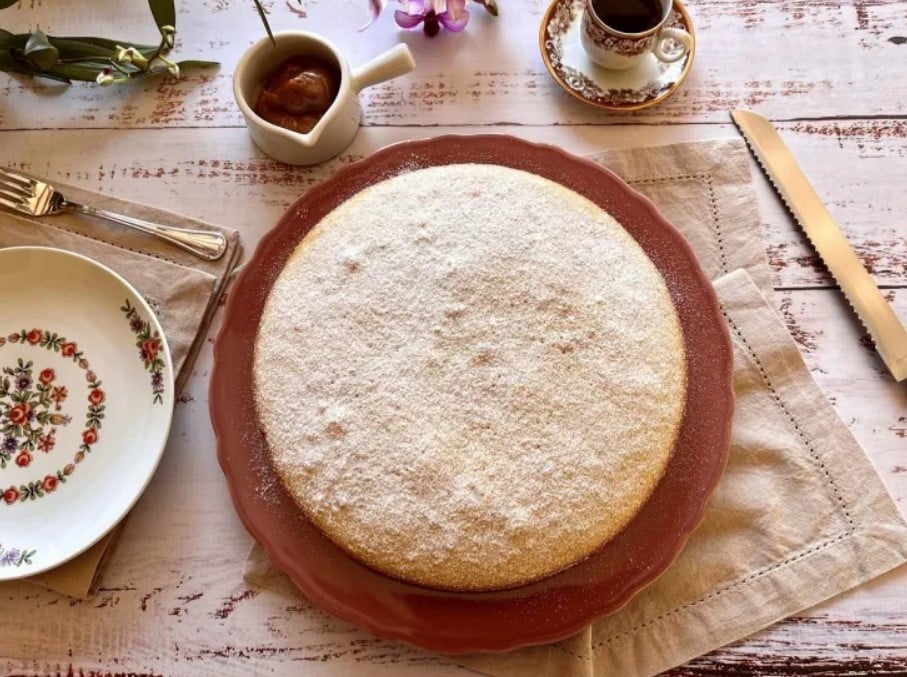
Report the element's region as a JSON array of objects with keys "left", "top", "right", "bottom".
[
  {"left": 38, "top": 433, "right": 55, "bottom": 453},
  {"left": 142, "top": 338, "right": 160, "bottom": 361},
  {"left": 39, "top": 368, "right": 55, "bottom": 385},
  {"left": 15, "top": 451, "right": 31, "bottom": 467},
  {"left": 82, "top": 428, "right": 98, "bottom": 445},
  {"left": 88, "top": 388, "right": 105, "bottom": 405},
  {"left": 51, "top": 385, "right": 68, "bottom": 403},
  {"left": 8, "top": 402, "right": 31, "bottom": 426},
  {"left": 60, "top": 342, "right": 77, "bottom": 357},
  {"left": 42, "top": 475, "right": 58, "bottom": 492},
  {"left": 26, "top": 329, "right": 42, "bottom": 345},
  {"left": 3, "top": 486, "right": 19, "bottom": 504}
]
